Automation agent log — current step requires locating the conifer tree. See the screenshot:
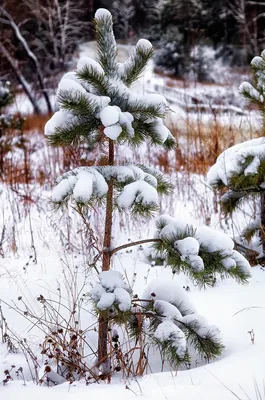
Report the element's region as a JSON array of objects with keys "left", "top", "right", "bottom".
[
  {"left": 208, "top": 50, "right": 265, "bottom": 257},
  {"left": 45, "top": 9, "right": 251, "bottom": 373}
]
